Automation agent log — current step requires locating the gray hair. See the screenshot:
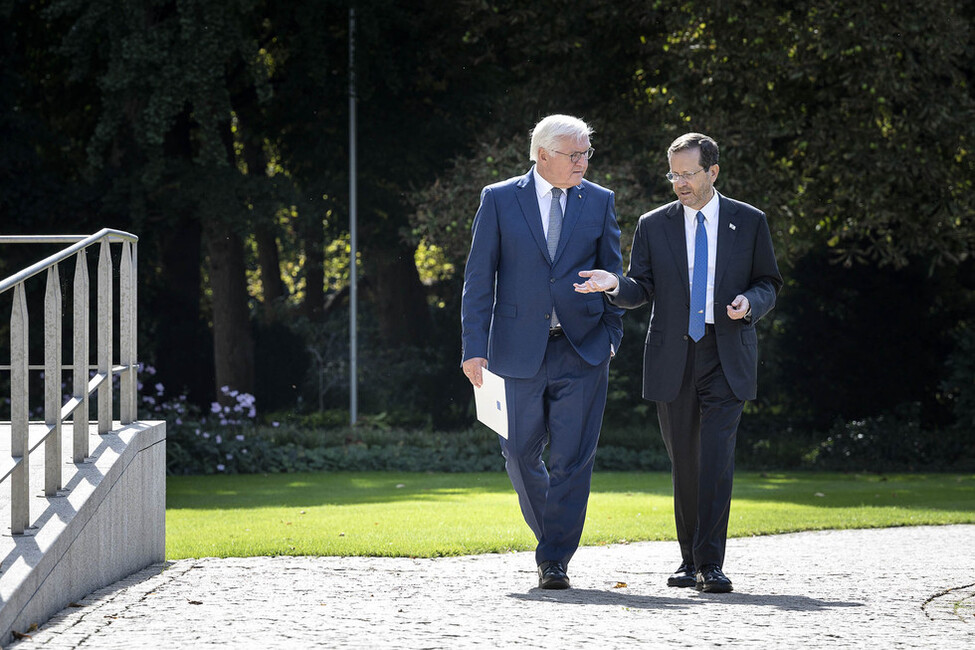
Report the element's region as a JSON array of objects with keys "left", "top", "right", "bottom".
[
  {"left": 668, "top": 133, "right": 719, "bottom": 170},
  {"left": 529, "top": 114, "right": 593, "bottom": 162}
]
